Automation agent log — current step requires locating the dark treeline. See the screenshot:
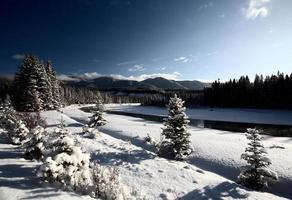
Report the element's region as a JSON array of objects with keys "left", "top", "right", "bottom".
[
  {"left": 204, "top": 72, "right": 292, "bottom": 109},
  {"left": 60, "top": 84, "right": 146, "bottom": 104},
  {"left": 141, "top": 90, "right": 203, "bottom": 107},
  {"left": 0, "top": 77, "right": 11, "bottom": 102},
  {"left": 61, "top": 84, "right": 167, "bottom": 105}
]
